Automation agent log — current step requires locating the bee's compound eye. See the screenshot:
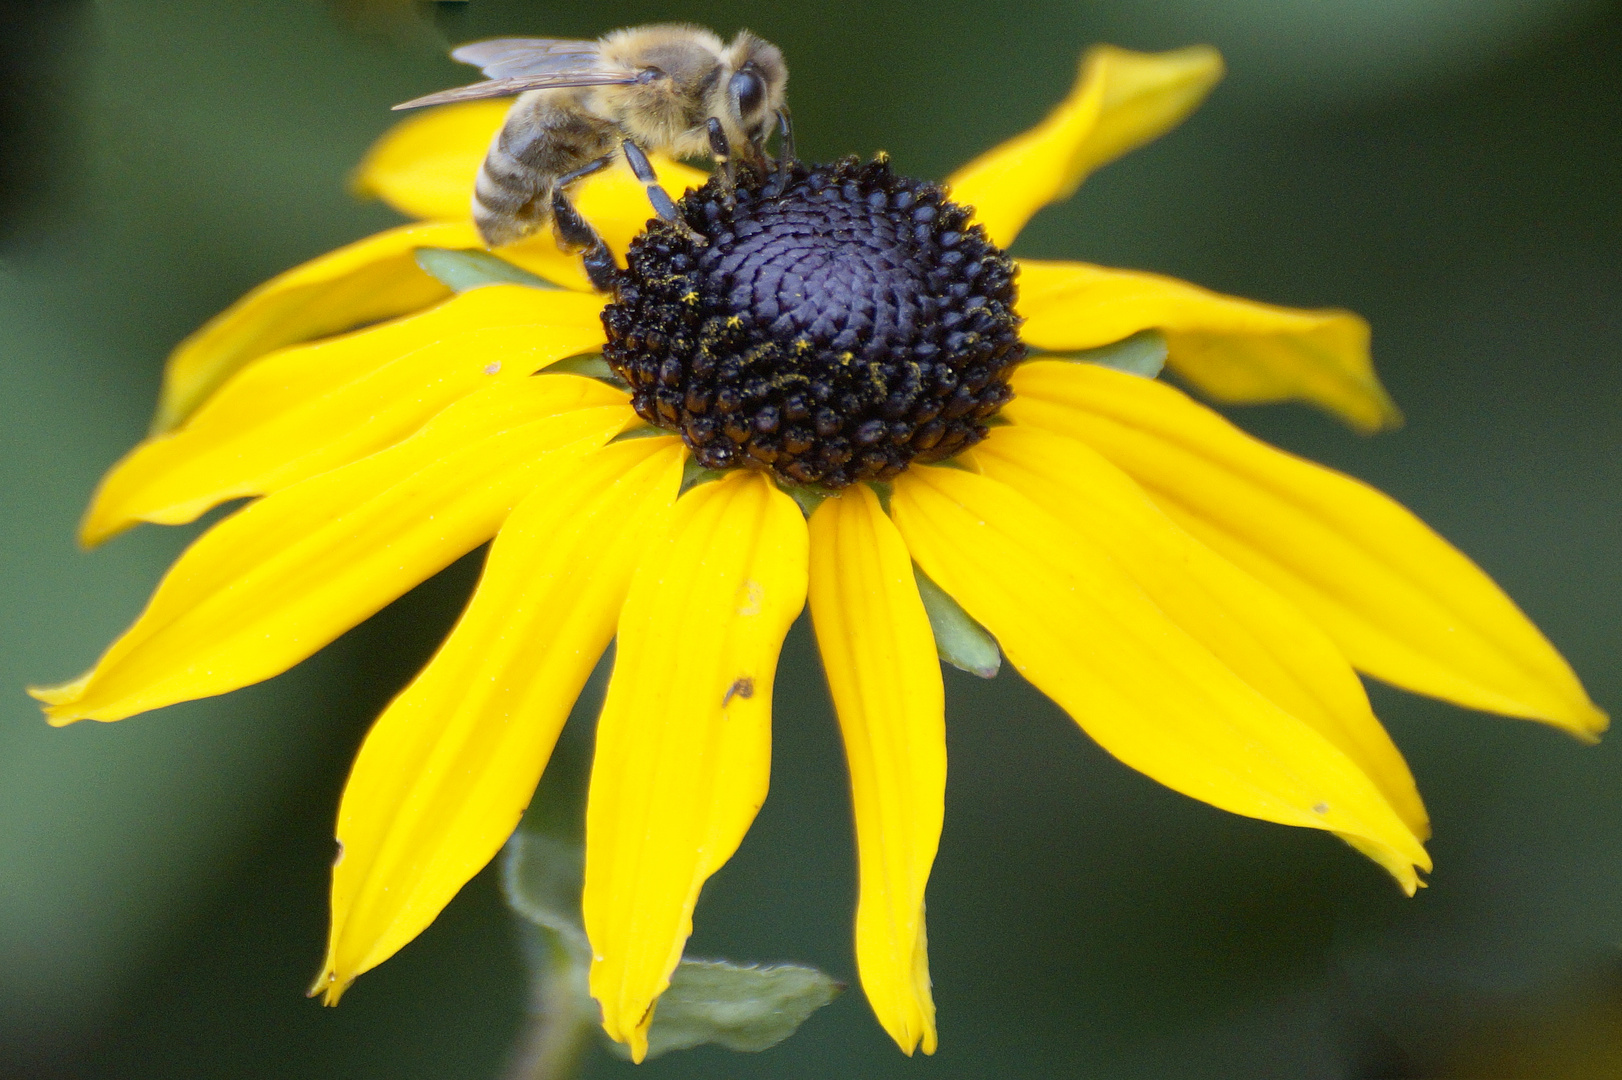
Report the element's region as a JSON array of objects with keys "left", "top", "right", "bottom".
[{"left": 729, "top": 70, "right": 766, "bottom": 117}]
